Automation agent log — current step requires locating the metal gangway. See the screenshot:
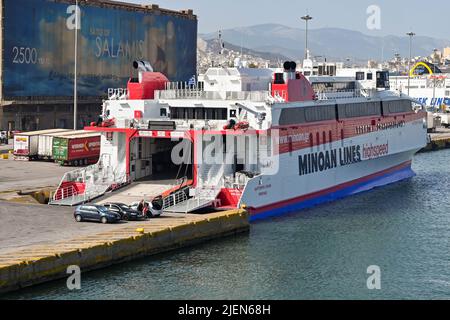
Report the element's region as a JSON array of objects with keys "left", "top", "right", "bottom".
[
  {"left": 163, "top": 187, "right": 221, "bottom": 214},
  {"left": 49, "top": 154, "right": 127, "bottom": 206},
  {"left": 162, "top": 162, "right": 225, "bottom": 214}
]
